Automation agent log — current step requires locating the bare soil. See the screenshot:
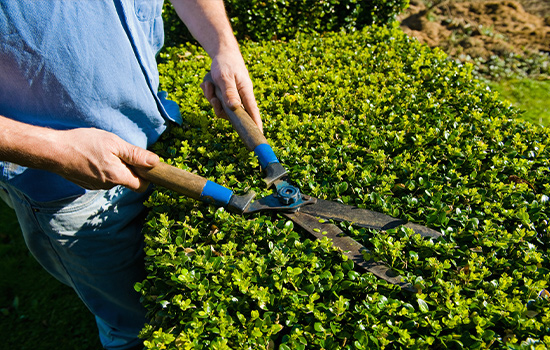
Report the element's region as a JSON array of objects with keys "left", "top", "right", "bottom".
[{"left": 399, "top": 0, "right": 550, "bottom": 61}]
